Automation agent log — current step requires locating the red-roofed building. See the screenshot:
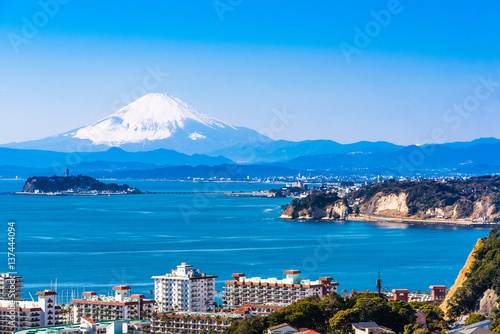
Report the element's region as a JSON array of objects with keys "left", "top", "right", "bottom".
[
  {"left": 36, "top": 290, "right": 57, "bottom": 296},
  {"left": 0, "top": 289, "right": 63, "bottom": 333},
  {"left": 82, "top": 292, "right": 97, "bottom": 297},
  {"left": 236, "top": 302, "right": 289, "bottom": 316},
  {"left": 223, "top": 270, "right": 339, "bottom": 309},
  {"left": 151, "top": 311, "right": 249, "bottom": 334},
  {"left": 72, "top": 286, "right": 155, "bottom": 323},
  {"left": 391, "top": 289, "right": 410, "bottom": 302},
  {"left": 81, "top": 316, "right": 96, "bottom": 324},
  {"left": 430, "top": 285, "right": 447, "bottom": 301}
]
